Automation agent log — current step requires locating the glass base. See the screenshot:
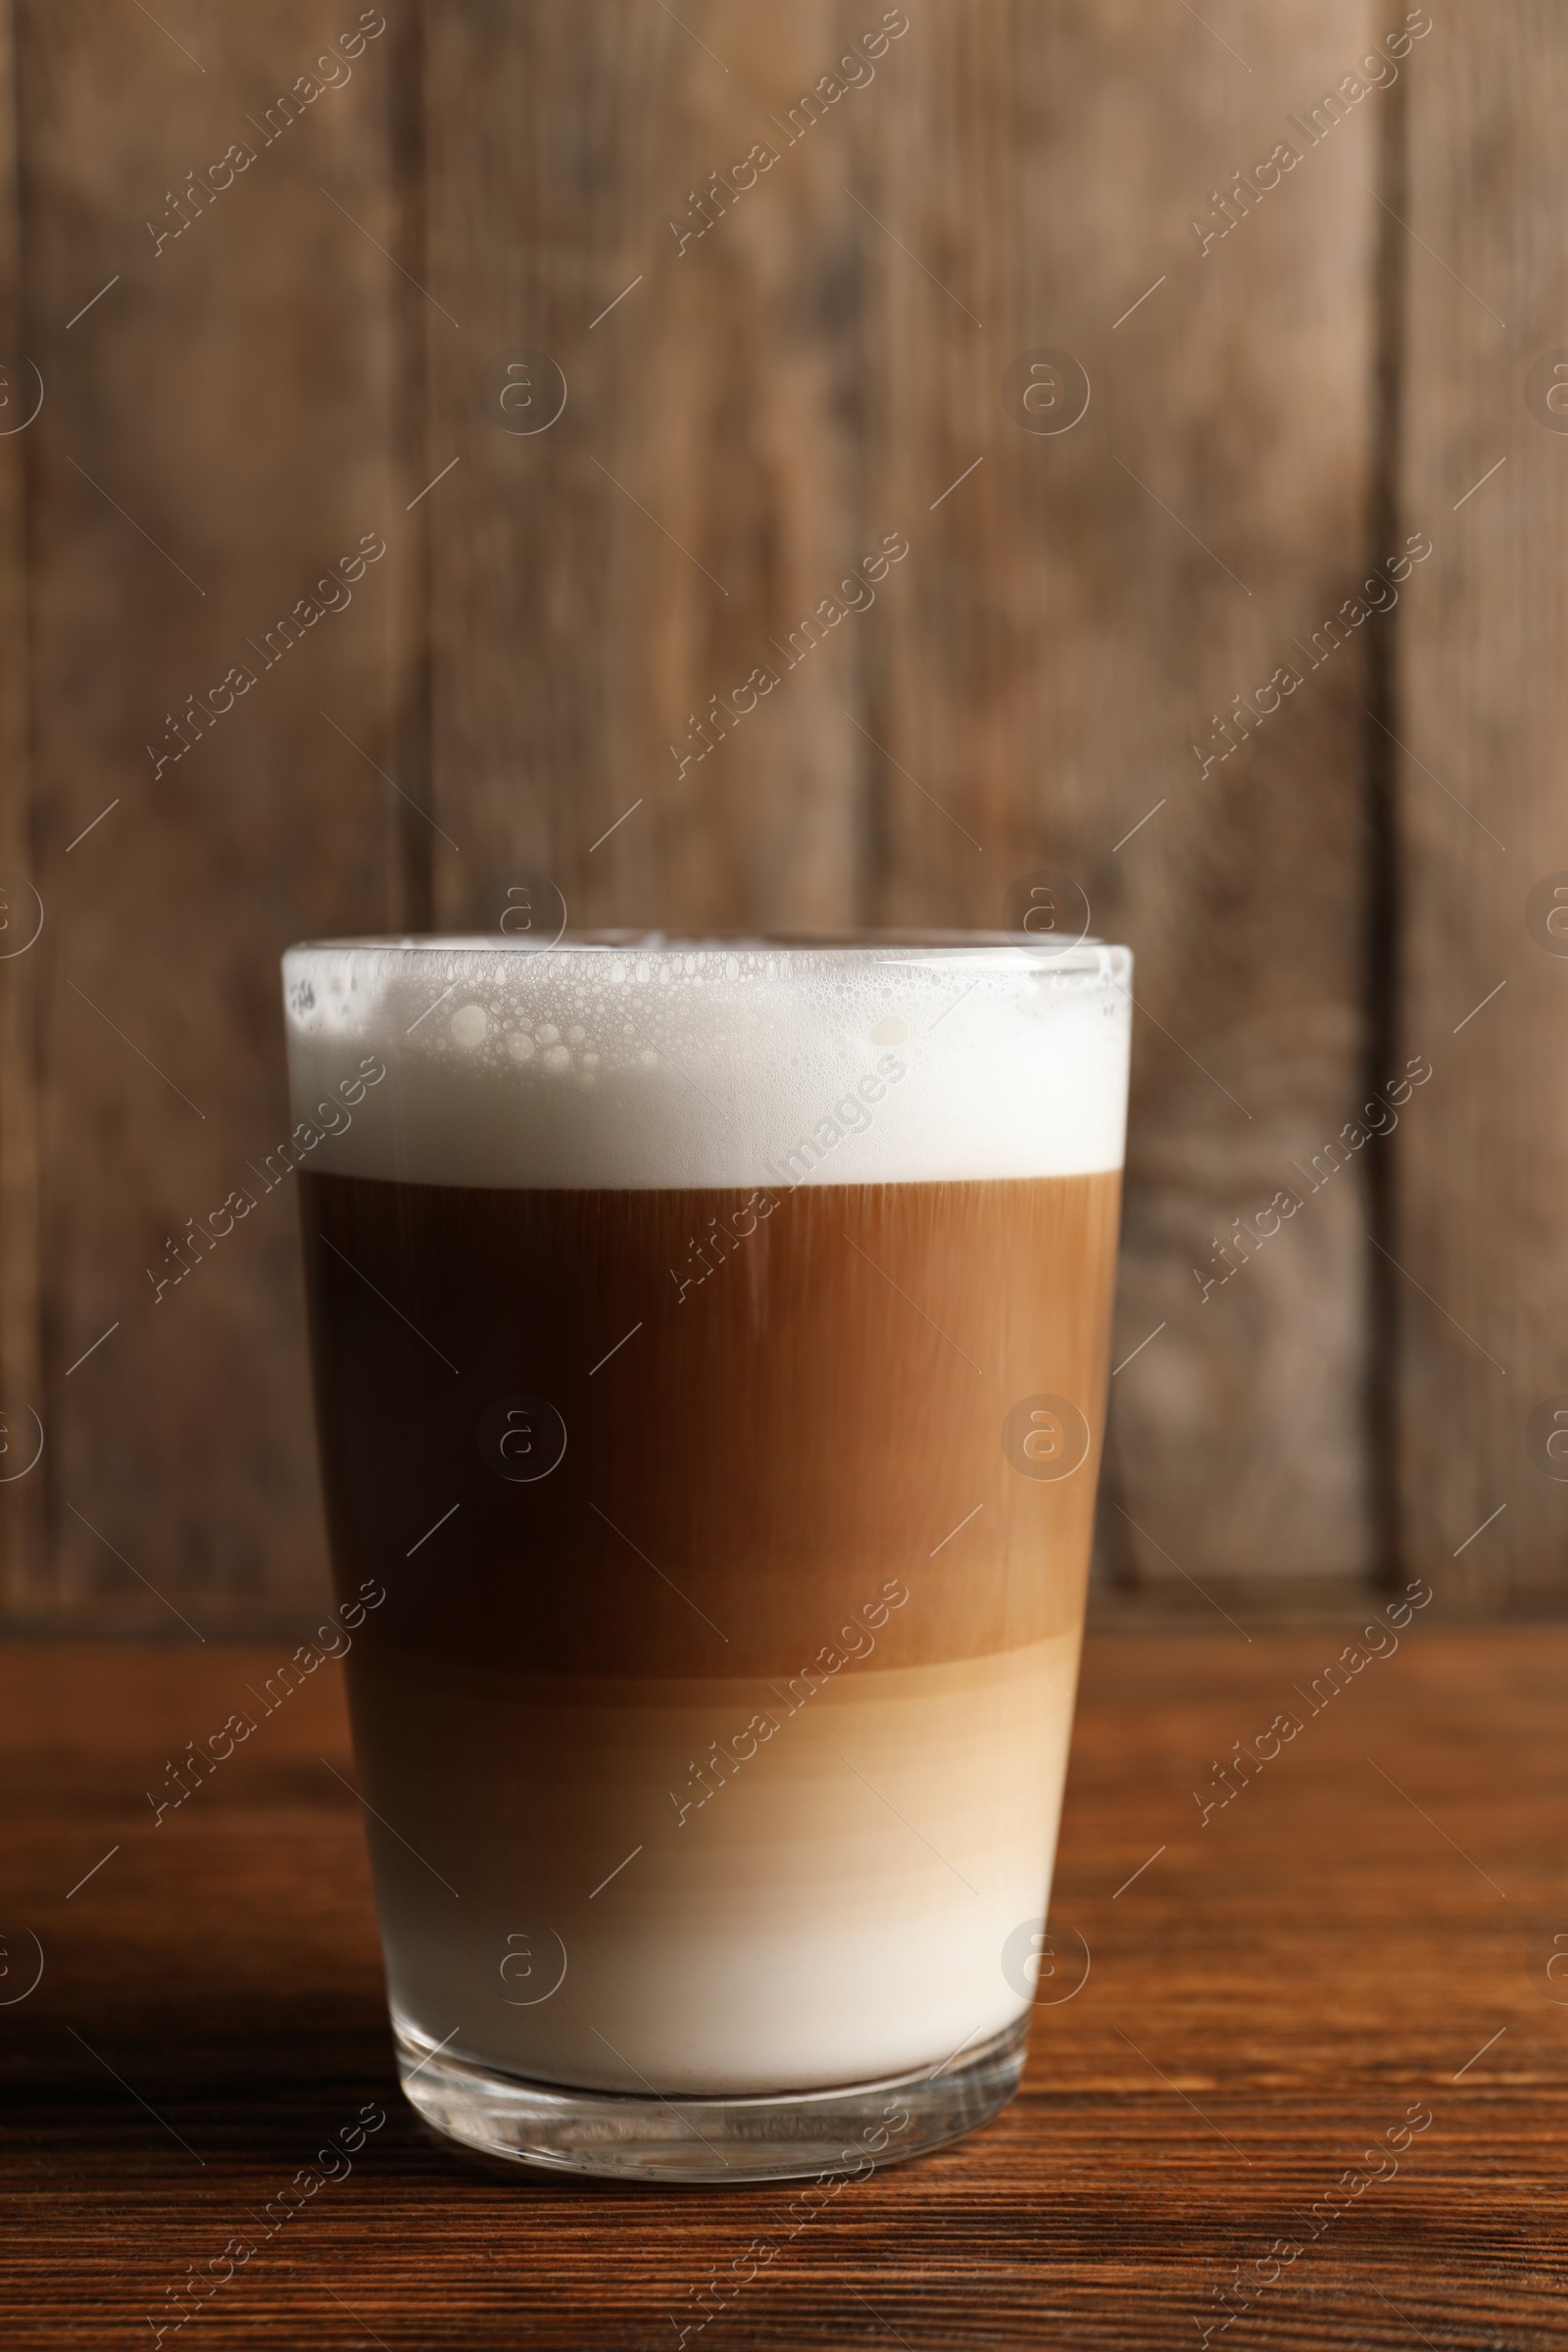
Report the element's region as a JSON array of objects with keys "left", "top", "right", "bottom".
[{"left": 394, "top": 2011, "right": 1029, "bottom": 2183}]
